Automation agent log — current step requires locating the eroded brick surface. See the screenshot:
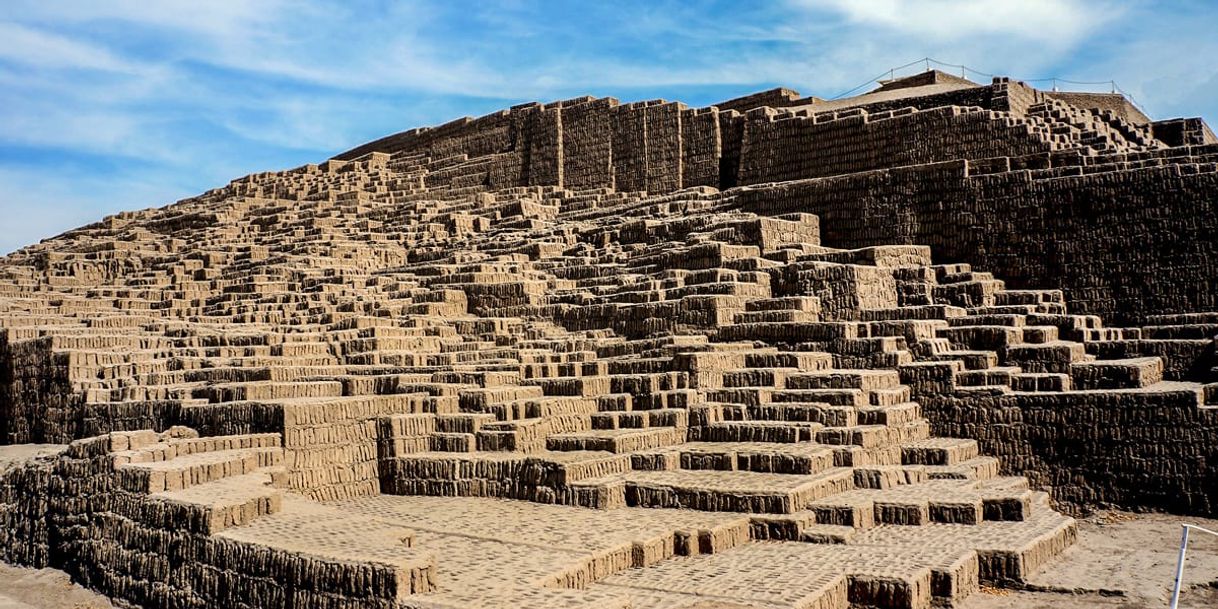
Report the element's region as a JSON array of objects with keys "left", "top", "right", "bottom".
[{"left": 1, "top": 72, "right": 1217, "bottom": 609}]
